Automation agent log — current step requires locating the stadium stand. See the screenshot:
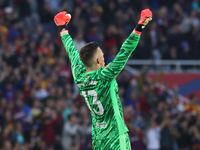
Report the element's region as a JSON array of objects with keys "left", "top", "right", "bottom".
[{"left": 0, "top": 0, "right": 200, "bottom": 150}]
